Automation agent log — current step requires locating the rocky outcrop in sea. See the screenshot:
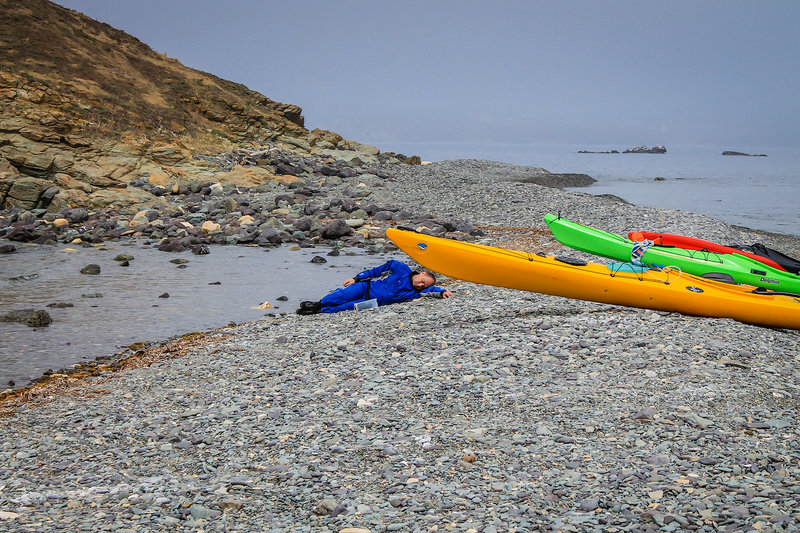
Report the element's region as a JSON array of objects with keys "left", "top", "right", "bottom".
[
  {"left": 623, "top": 145, "right": 667, "bottom": 154},
  {"left": 722, "top": 151, "right": 767, "bottom": 157},
  {"left": 577, "top": 146, "right": 667, "bottom": 154}
]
